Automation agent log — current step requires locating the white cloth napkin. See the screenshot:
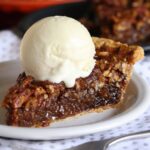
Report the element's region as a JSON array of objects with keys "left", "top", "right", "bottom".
[{"left": 0, "top": 30, "right": 150, "bottom": 150}]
